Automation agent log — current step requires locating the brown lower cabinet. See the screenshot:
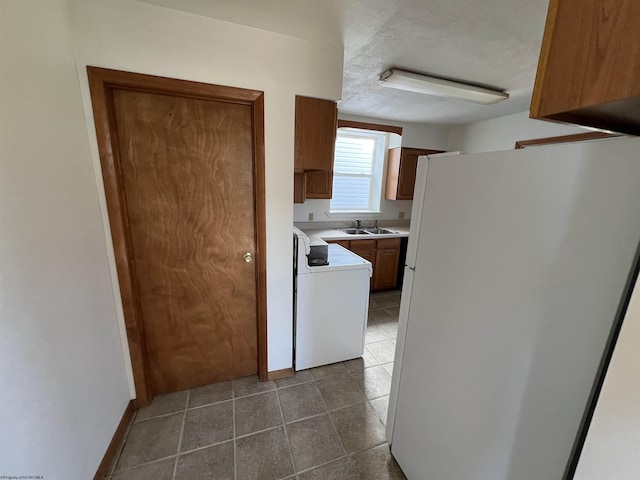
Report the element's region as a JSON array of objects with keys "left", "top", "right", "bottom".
[
  {"left": 330, "top": 239, "right": 351, "bottom": 249},
  {"left": 327, "top": 238, "right": 401, "bottom": 291},
  {"left": 349, "top": 240, "right": 375, "bottom": 291},
  {"left": 373, "top": 239, "right": 402, "bottom": 290}
]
